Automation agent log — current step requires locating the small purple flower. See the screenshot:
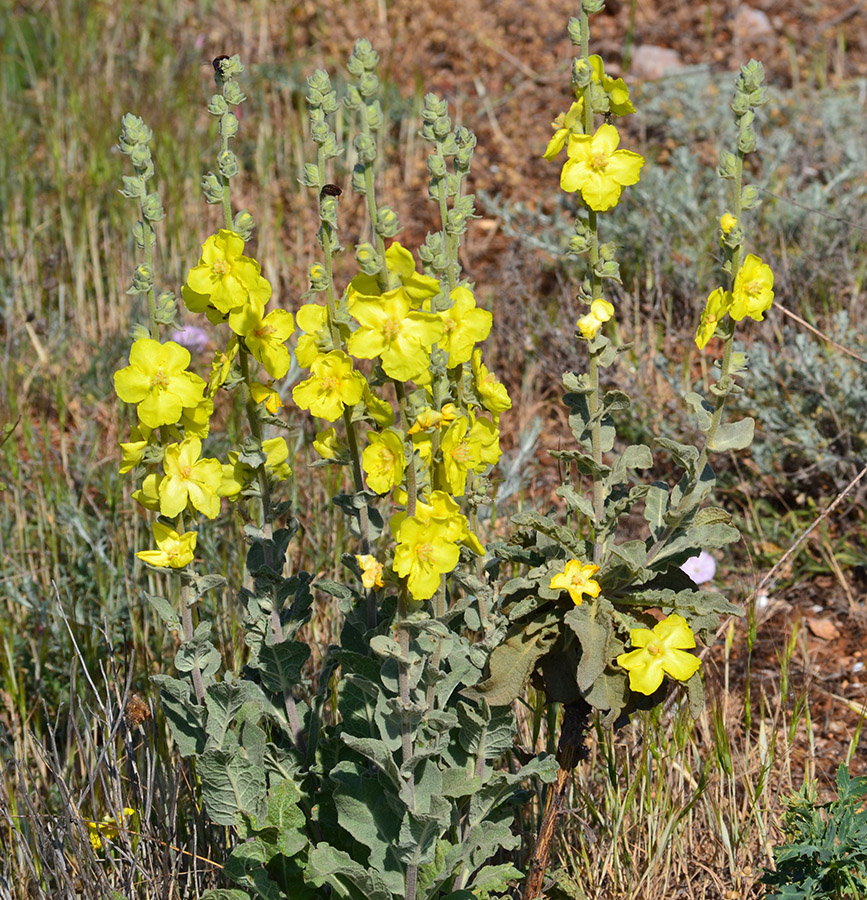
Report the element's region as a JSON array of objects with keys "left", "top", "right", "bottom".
[
  {"left": 680, "top": 550, "right": 716, "bottom": 585},
  {"left": 169, "top": 326, "right": 210, "bottom": 355}
]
